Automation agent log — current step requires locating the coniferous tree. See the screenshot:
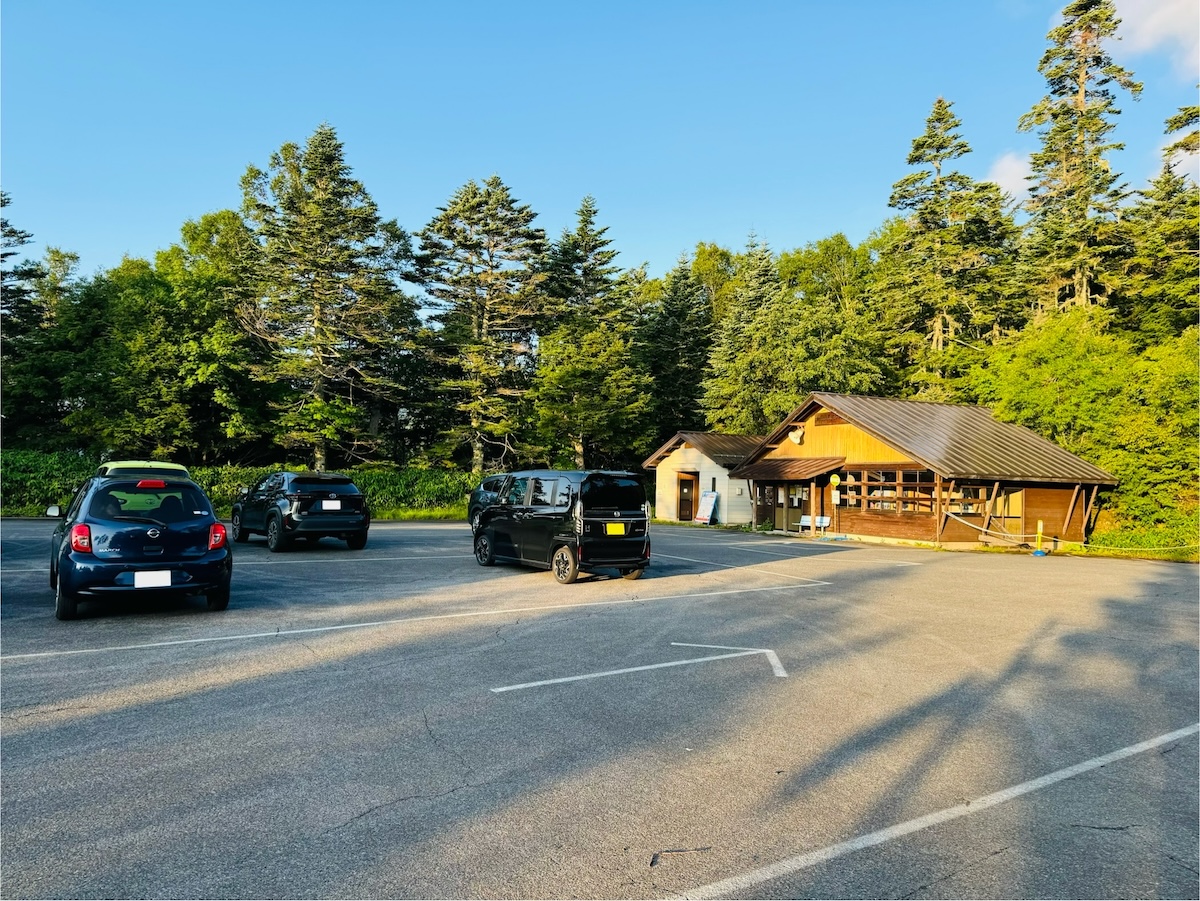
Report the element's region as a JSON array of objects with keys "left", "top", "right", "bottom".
[
  {"left": 1018, "top": 0, "right": 1142, "bottom": 310},
  {"left": 701, "top": 240, "right": 782, "bottom": 433},
  {"left": 1111, "top": 164, "right": 1199, "bottom": 344},
  {"left": 875, "top": 98, "right": 1021, "bottom": 396},
  {"left": 637, "top": 258, "right": 713, "bottom": 447},
  {"left": 239, "top": 124, "right": 417, "bottom": 469},
  {"left": 529, "top": 197, "right": 654, "bottom": 468},
  {"left": 419, "top": 175, "right": 545, "bottom": 472}
]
